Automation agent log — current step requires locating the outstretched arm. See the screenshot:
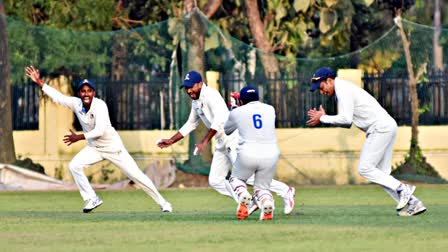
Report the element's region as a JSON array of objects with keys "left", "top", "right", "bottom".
[{"left": 25, "top": 66, "right": 44, "bottom": 88}]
